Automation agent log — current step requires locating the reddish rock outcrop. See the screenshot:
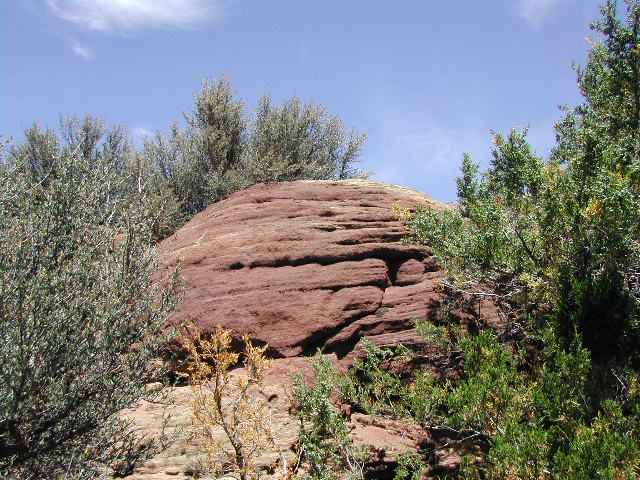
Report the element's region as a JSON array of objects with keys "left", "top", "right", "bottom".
[
  {"left": 124, "top": 180, "right": 500, "bottom": 480},
  {"left": 161, "top": 179, "right": 497, "bottom": 361}
]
